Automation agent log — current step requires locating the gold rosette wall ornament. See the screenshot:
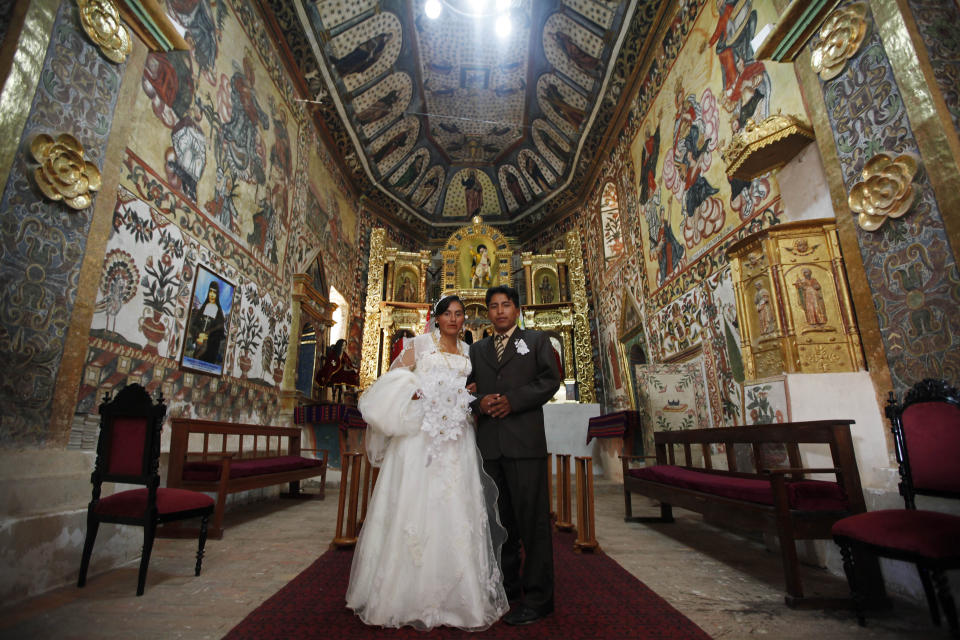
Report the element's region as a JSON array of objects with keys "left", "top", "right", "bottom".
[
  {"left": 78, "top": 0, "right": 132, "bottom": 63},
  {"left": 848, "top": 152, "right": 920, "bottom": 231},
  {"left": 810, "top": 2, "right": 868, "bottom": 81},
  {"left": 30, "top": 133, "right": 102, "bottom": 210}
]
